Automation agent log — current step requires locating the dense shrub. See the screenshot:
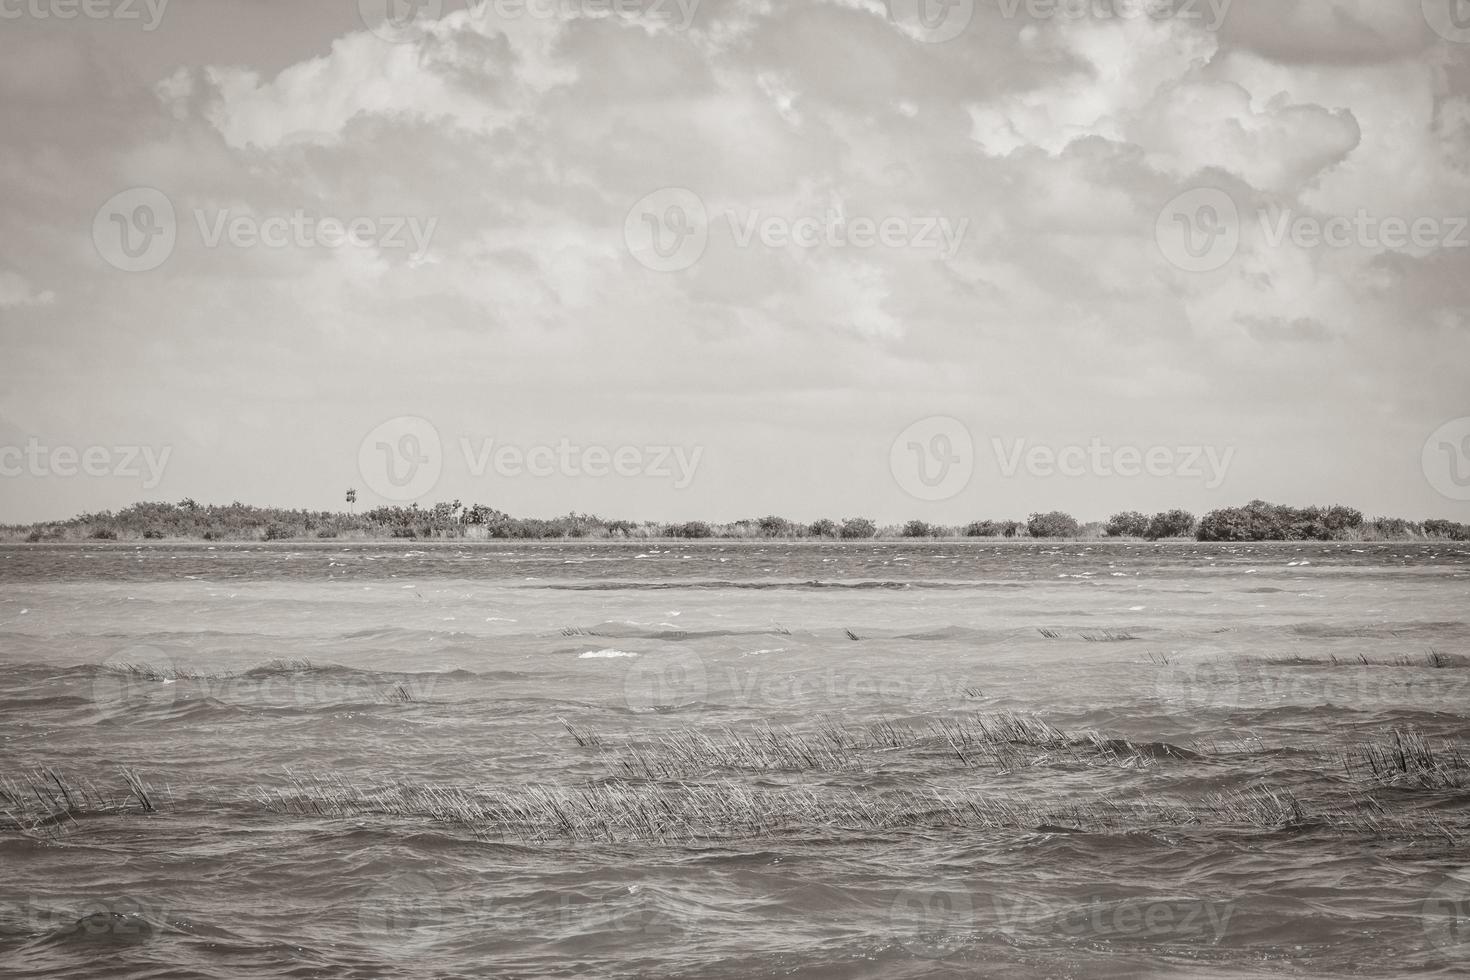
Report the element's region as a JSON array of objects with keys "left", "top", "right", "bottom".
[
  {"left": 1198, "top": 501, "right": 1364, "bottom": 542},
  {"left": 1369, "top": 517, "right": 1420, "bottom": 537},
  {"left": 757, "top": 516, "right": 795, "bottom": 537},
  {"left": 965, "top": 519, "right": 1022, "bottom": 538},
  {"left": 1027, "top": 511, "right": 1080, "bottom": 539},
  {"left": 1145, "top": 509, "right": 1197, "bottom": 540},
  {"left": 1104, "top": 512, "right": 1149, "bottom": 537},
  {"left": 1424, "top": 519, "right": 1470, "bottom": 540},
  {"left": 1322, "top": 506, "right": 1364, "bottom": 534},
  {"left": 3, "top": 498, "right": 1453, "bottom": 544},
  {"left": 808, "top": 519, "right": 838, "bottom": 538}
]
